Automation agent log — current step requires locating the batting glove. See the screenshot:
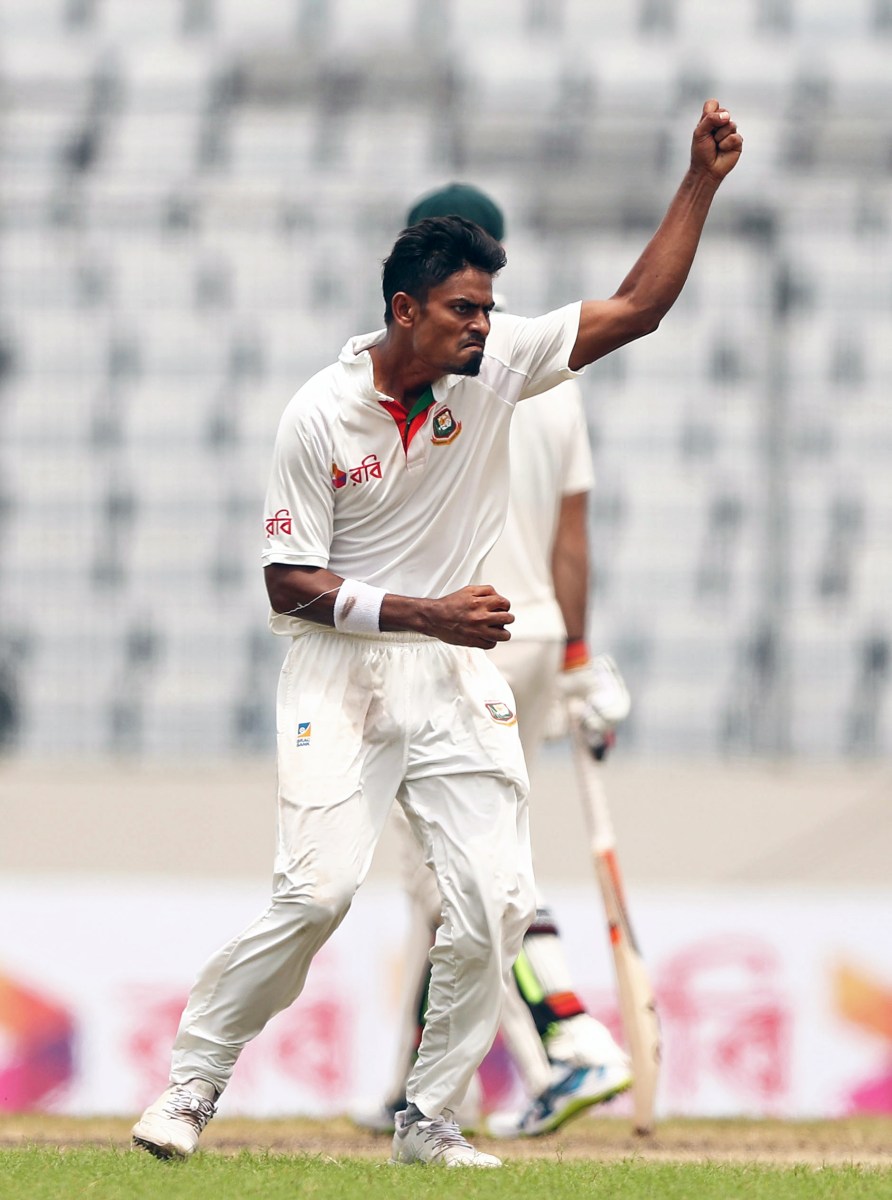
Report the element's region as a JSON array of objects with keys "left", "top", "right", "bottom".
[{"left": 557, "top": 643, "right": 631, "bottom": 758}]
